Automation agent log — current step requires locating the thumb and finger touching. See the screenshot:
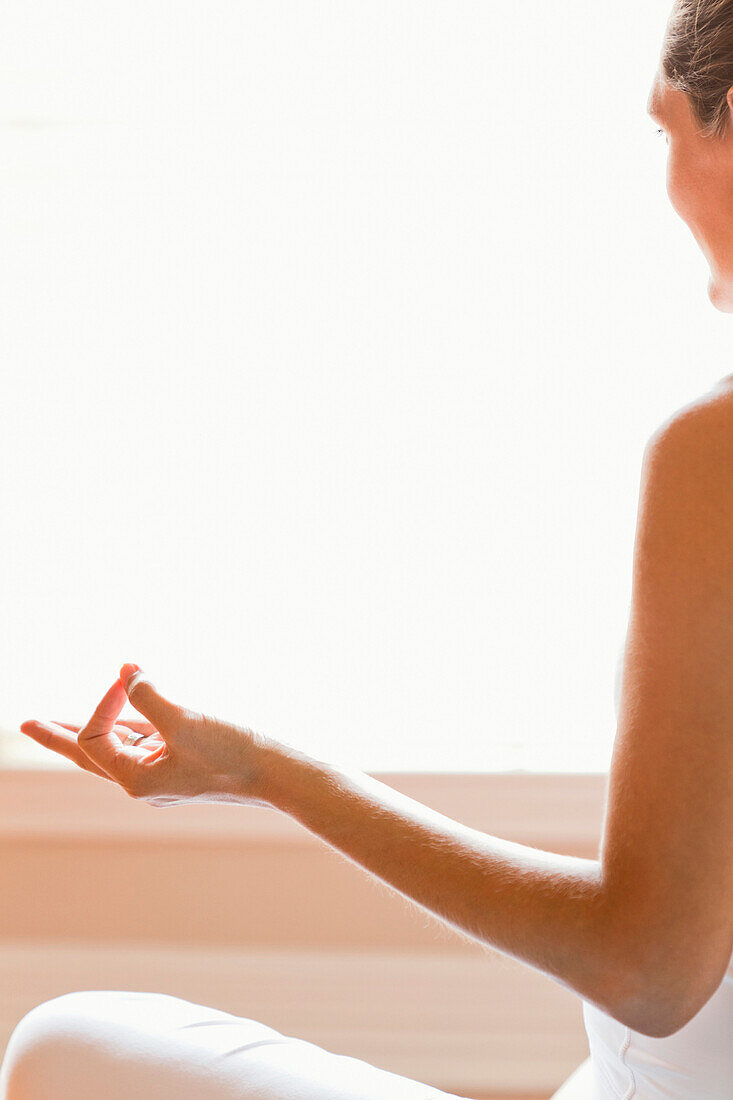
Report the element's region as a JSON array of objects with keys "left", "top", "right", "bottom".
[
  {"left": 24, "top": 665, "right": 270, "bottom": 806},
  {"left": 118, "top": 664, "right": 178, "bottom": 728},
  {"left": 76, "top": 665, "right": 180, "bottom": 790}
]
